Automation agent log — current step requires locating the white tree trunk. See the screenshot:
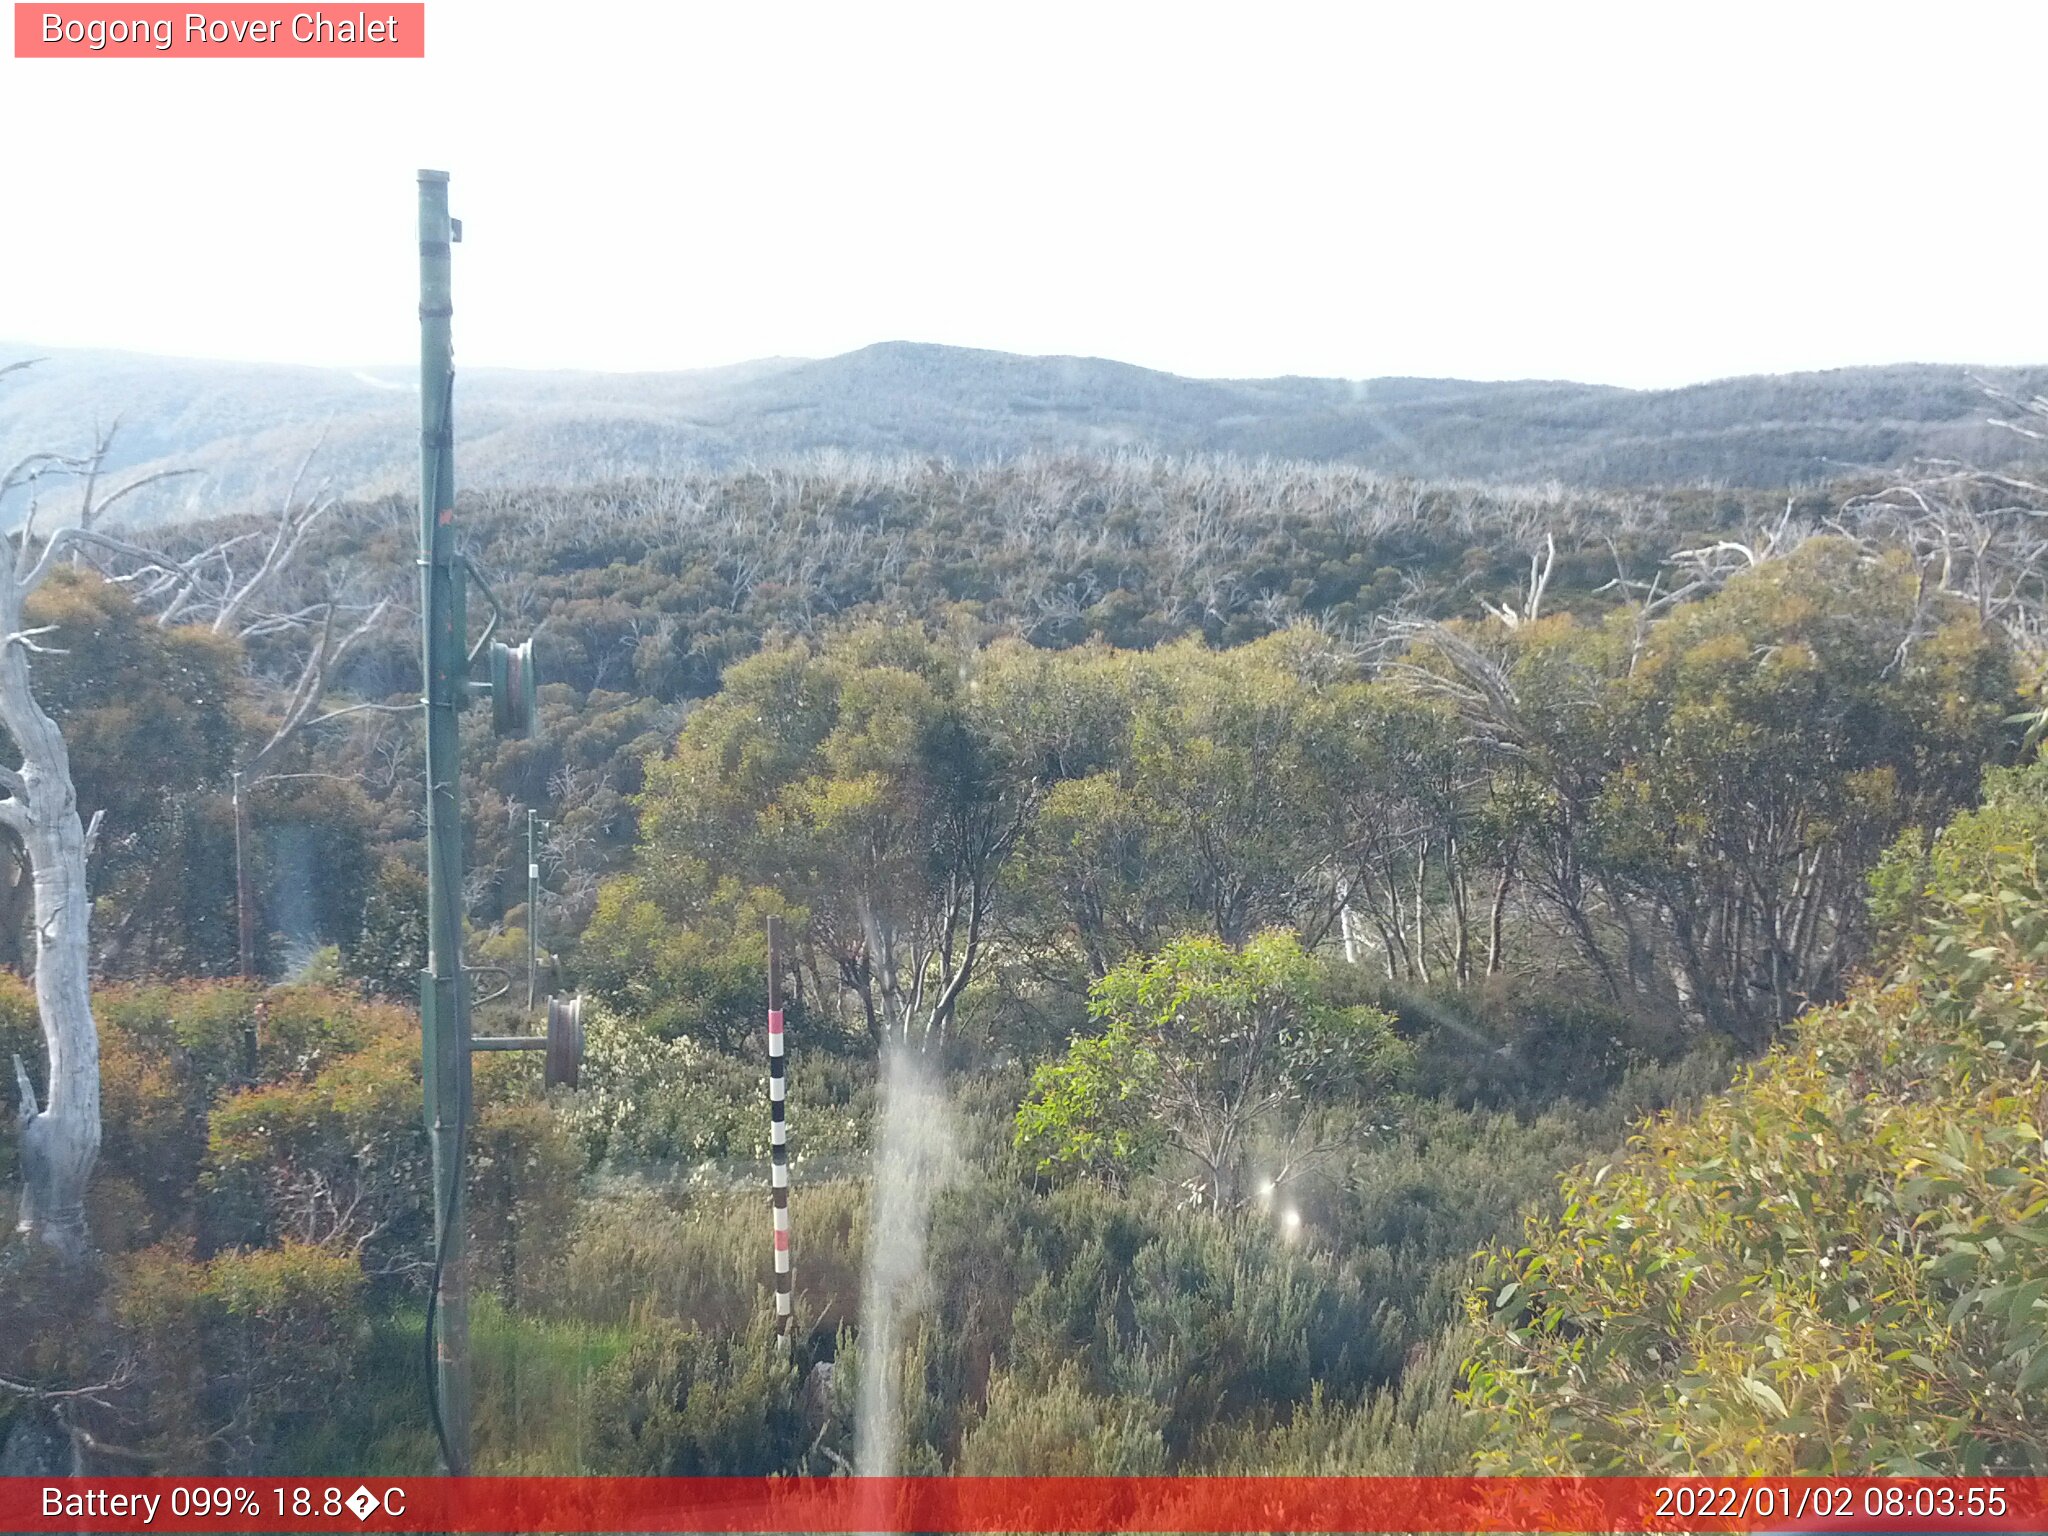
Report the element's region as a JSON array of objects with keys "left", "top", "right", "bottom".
[
  {"left": 2, "top": 401, "right": 219, "bottom": 1261},
  {"left": 14, "top": 820, "right": 98, "bottom": 1257},
  {"left": 2, "top": 582, "right": 101, "bottom": 1261}
]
